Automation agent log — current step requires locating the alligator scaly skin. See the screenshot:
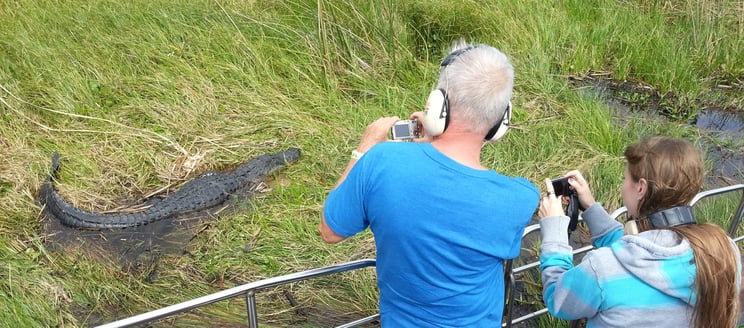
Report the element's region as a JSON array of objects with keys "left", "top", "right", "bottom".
[{"left": 39, "top": 148, "right": 301, "bottom": 230}]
